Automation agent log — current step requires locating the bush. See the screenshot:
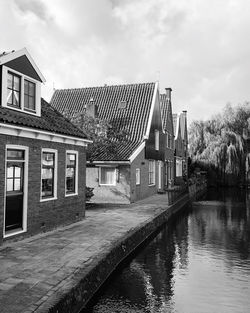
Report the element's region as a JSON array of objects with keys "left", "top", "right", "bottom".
[{"left": 86, "top": 186, "right": 94, "bottom": 201}]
